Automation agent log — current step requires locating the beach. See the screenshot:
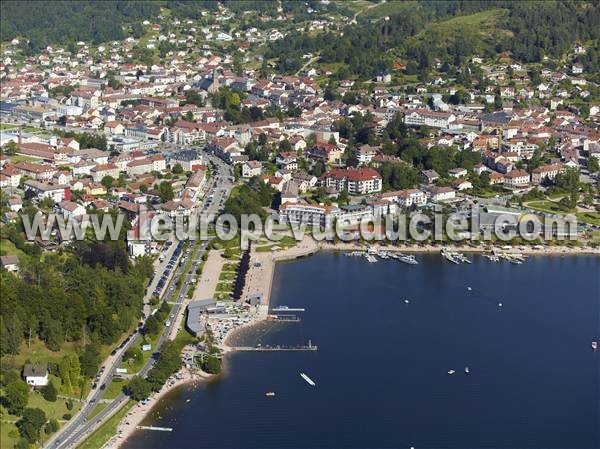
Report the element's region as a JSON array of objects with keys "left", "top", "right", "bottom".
[{"left": 104, "top": 365, "right": 211, "bottom": 449}]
